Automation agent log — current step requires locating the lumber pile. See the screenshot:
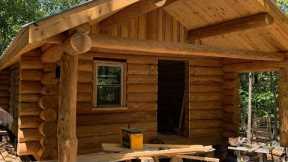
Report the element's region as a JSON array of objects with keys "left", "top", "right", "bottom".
[{"left": 95, "top": 143, "right": 218, "bottom": 162}]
